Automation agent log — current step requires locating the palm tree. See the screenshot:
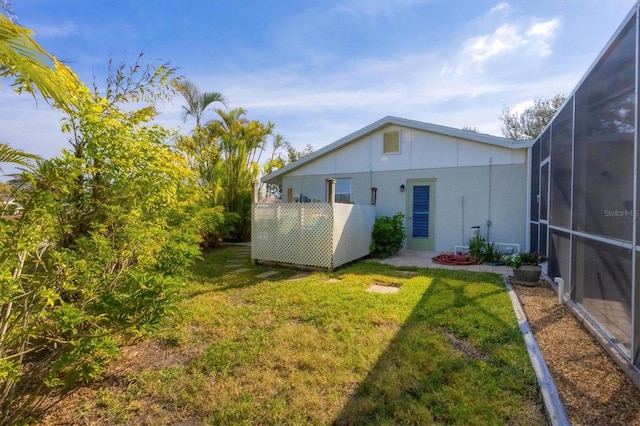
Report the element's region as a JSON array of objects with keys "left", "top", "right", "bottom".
[
  {"left": 0, "top": 13, "right": 78, "bottom": 109},
  {"left": 0, "top": 10, "right": 75, "bottom": 174},
  {"left": 204, "top": 108, "right": 272, "bottom": 240},
  {"left": 0, "top": 142, "right": 39, "bottom": 173},
  {"left": 176, "top": 79, "right": 226, "bottom": 129}
]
